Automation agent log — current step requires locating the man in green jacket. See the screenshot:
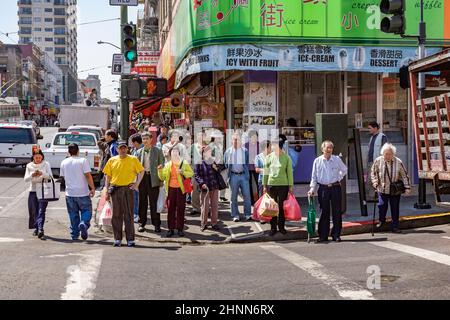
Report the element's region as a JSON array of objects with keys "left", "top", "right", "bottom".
[{"left": 135, "top": 132, "right": 165, "bottom": 233}]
